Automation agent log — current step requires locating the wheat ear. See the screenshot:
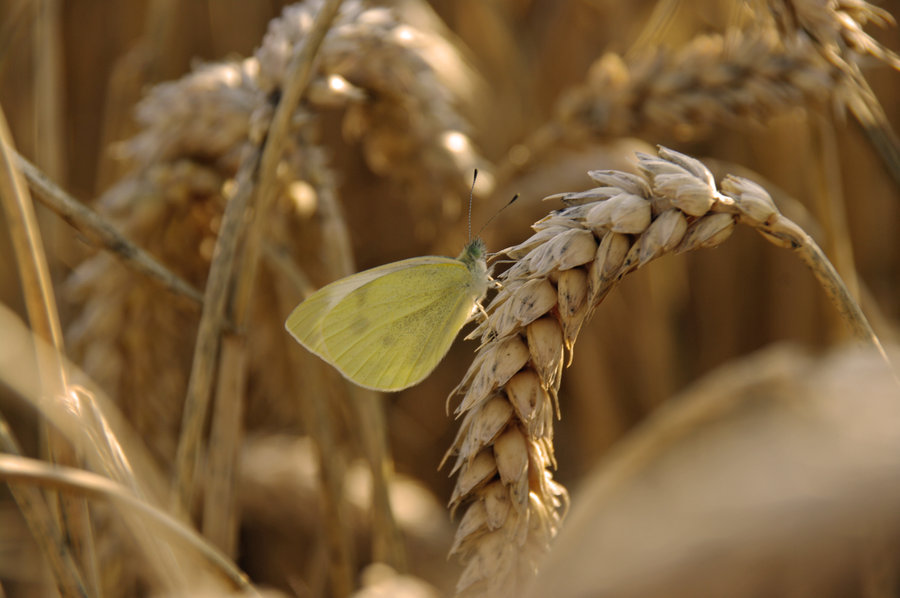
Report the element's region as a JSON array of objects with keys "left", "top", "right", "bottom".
[
  {"left": 68, "top": 0, "right": 483, "bottom": 466},
  {"left": 445, "top": 145, "right": 885, "bottom": 597},
  {"left": 554, "top": 28, "right": 841, "bottom": 141},
  {"left": 496, "top": 27, "right": 843, "bottom": 187}
]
